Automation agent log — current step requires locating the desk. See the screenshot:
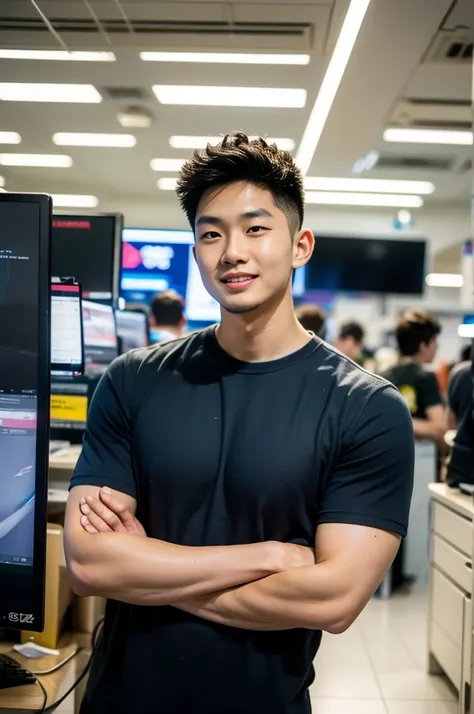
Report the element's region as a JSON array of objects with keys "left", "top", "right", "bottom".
[
  {"left": 428, "top": 483, "right": 474, "bottom": 714},
  {"left": 0, "top": 633, "right": 90, "bottom": 713}
]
